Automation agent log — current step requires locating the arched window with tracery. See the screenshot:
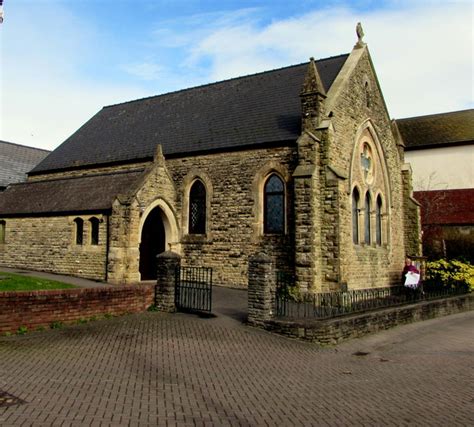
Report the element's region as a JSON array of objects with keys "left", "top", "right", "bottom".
[
  {"left": 189, "top": 180, "right": 206, "bottom": 234},
  {"left": 264, "top": 174, "right": 285, "bottom": 234},
  {"left": 90, "top": 217, "right": 100, "bottom": 245},
  {"left": 352, "top": 188, "right": 360, "bottom": 244},
  {"left": 74, "top": 218, "right": 84, "bottom": 245},
  {"left": 376, "top": 195, "right": 383, "bottom": 245},
  {"left": 350, "top": 123, "right": 390, "bottom": 249},
  {"left": 364, "top": 192, "right": 371, "bottom": 244}
]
